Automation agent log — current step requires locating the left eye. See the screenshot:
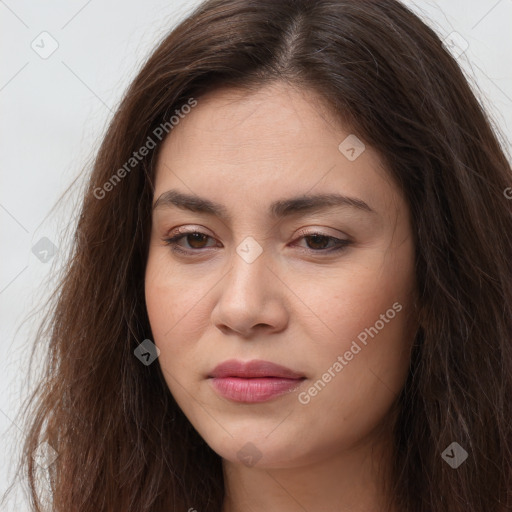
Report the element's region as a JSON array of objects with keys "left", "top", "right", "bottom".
[
  {"left": 163, "top": 231, "right": 351, "bottom": 254},
  {"left": 293, "top": 233, "right": 351, "bottom": 252}
]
